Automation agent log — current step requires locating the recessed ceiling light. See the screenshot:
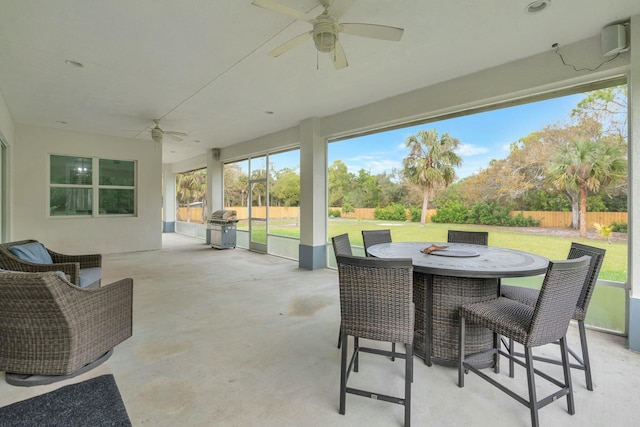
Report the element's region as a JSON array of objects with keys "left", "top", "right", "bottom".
[
  {"left": 64, "top": 59, "right": 84, "bottom": 68},
  {"left": 525, "top": 1, "right": 550, "bottom": 14}
]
